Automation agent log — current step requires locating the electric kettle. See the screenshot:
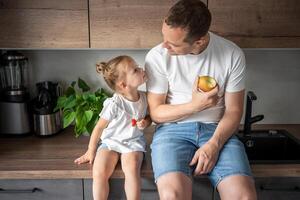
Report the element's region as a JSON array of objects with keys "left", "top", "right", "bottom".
[{"left": 32, "top": 81, "right": 62, "bottom": 136}]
